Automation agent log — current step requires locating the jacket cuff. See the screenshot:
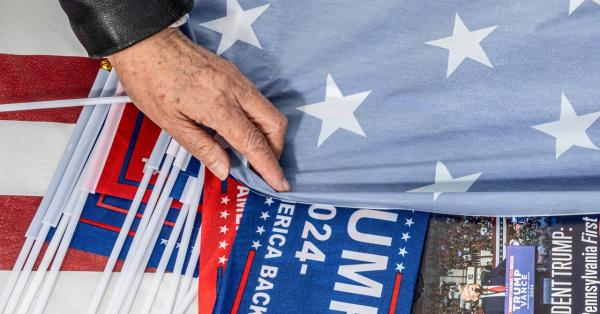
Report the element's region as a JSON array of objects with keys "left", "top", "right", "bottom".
[{"left": 59, "top": 0, "right": 194, "bottom": 58}]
